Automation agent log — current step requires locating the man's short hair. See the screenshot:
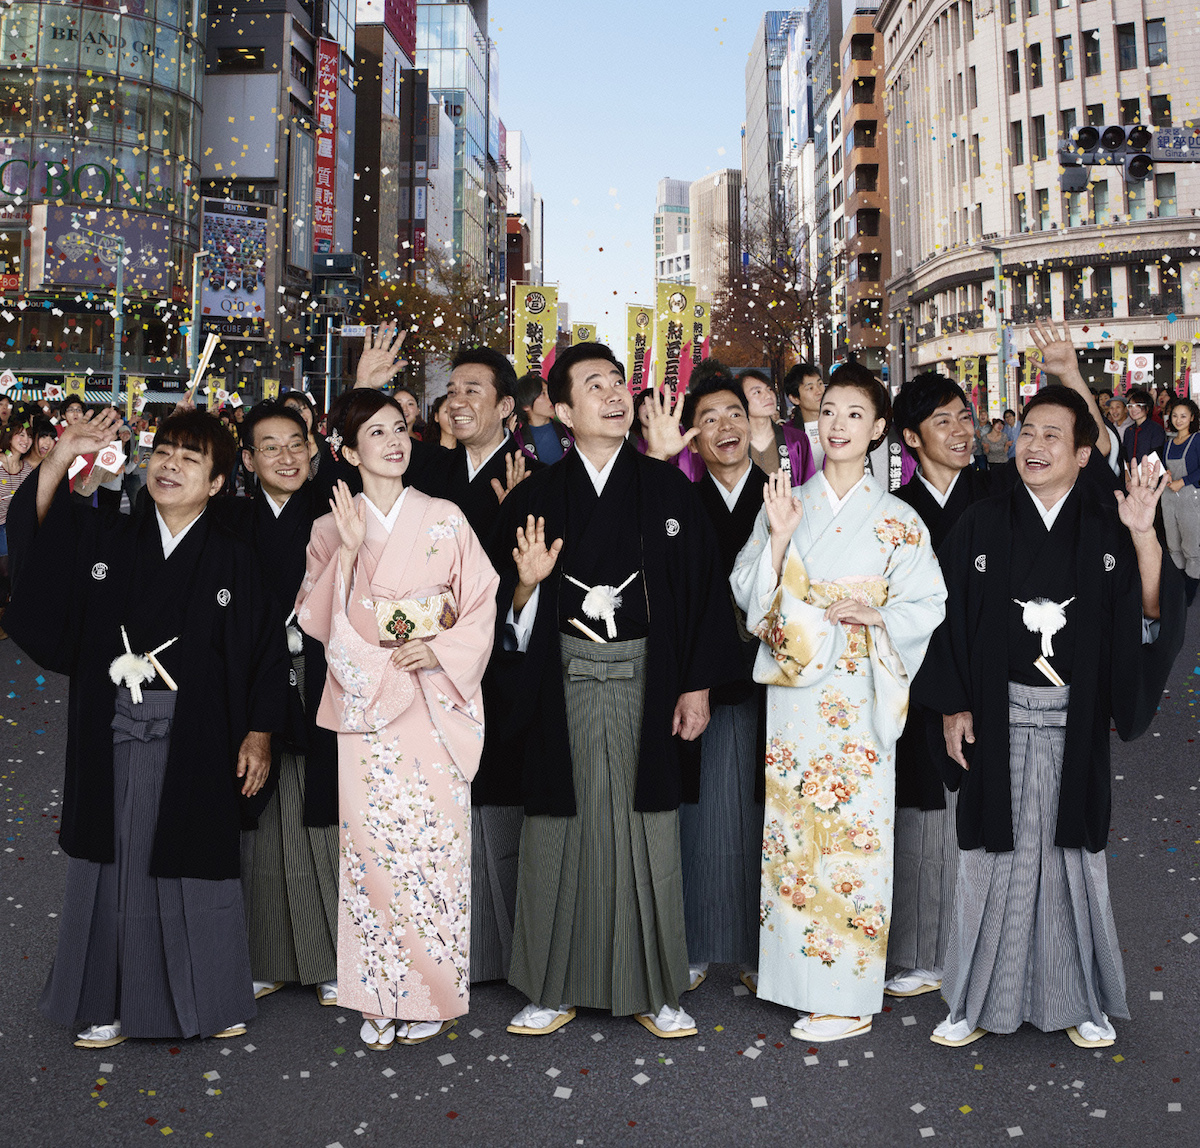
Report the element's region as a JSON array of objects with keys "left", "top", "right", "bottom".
[
  {"left": 153, "top": 409, "right": 237, "bottom": 482},
  {"left": 240, "top": 400, "right": 309, "bottom": 451},
  {"left": 450, "top": 346, "right": 518, "bottom": 403},
  {"left": 1022, "top": 385, "right": 1099, "bottom": 451},
  {"left": 546, "top": 341, "right": 623, "bottom": 406},
  {"left": 1125, "top": 387, "right": 1154, "bottom": 412},
  {"left": 892, "top": 371, "right": 970, "bottom": 438},
  {"left": 681, "top": 360, "right": 748, "bottom": 430},
  {"left": 60, "top": 395, "right": 86, "bottom": 416},
  {"left": 782, "top": 362, "right": 822, "bottom": 400},
  {"left": 1003, "top": 408, "right": 1016, "bottom": 418},
  {"left": 514, "top": 372, "right": 544, "bottom": 420}
]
